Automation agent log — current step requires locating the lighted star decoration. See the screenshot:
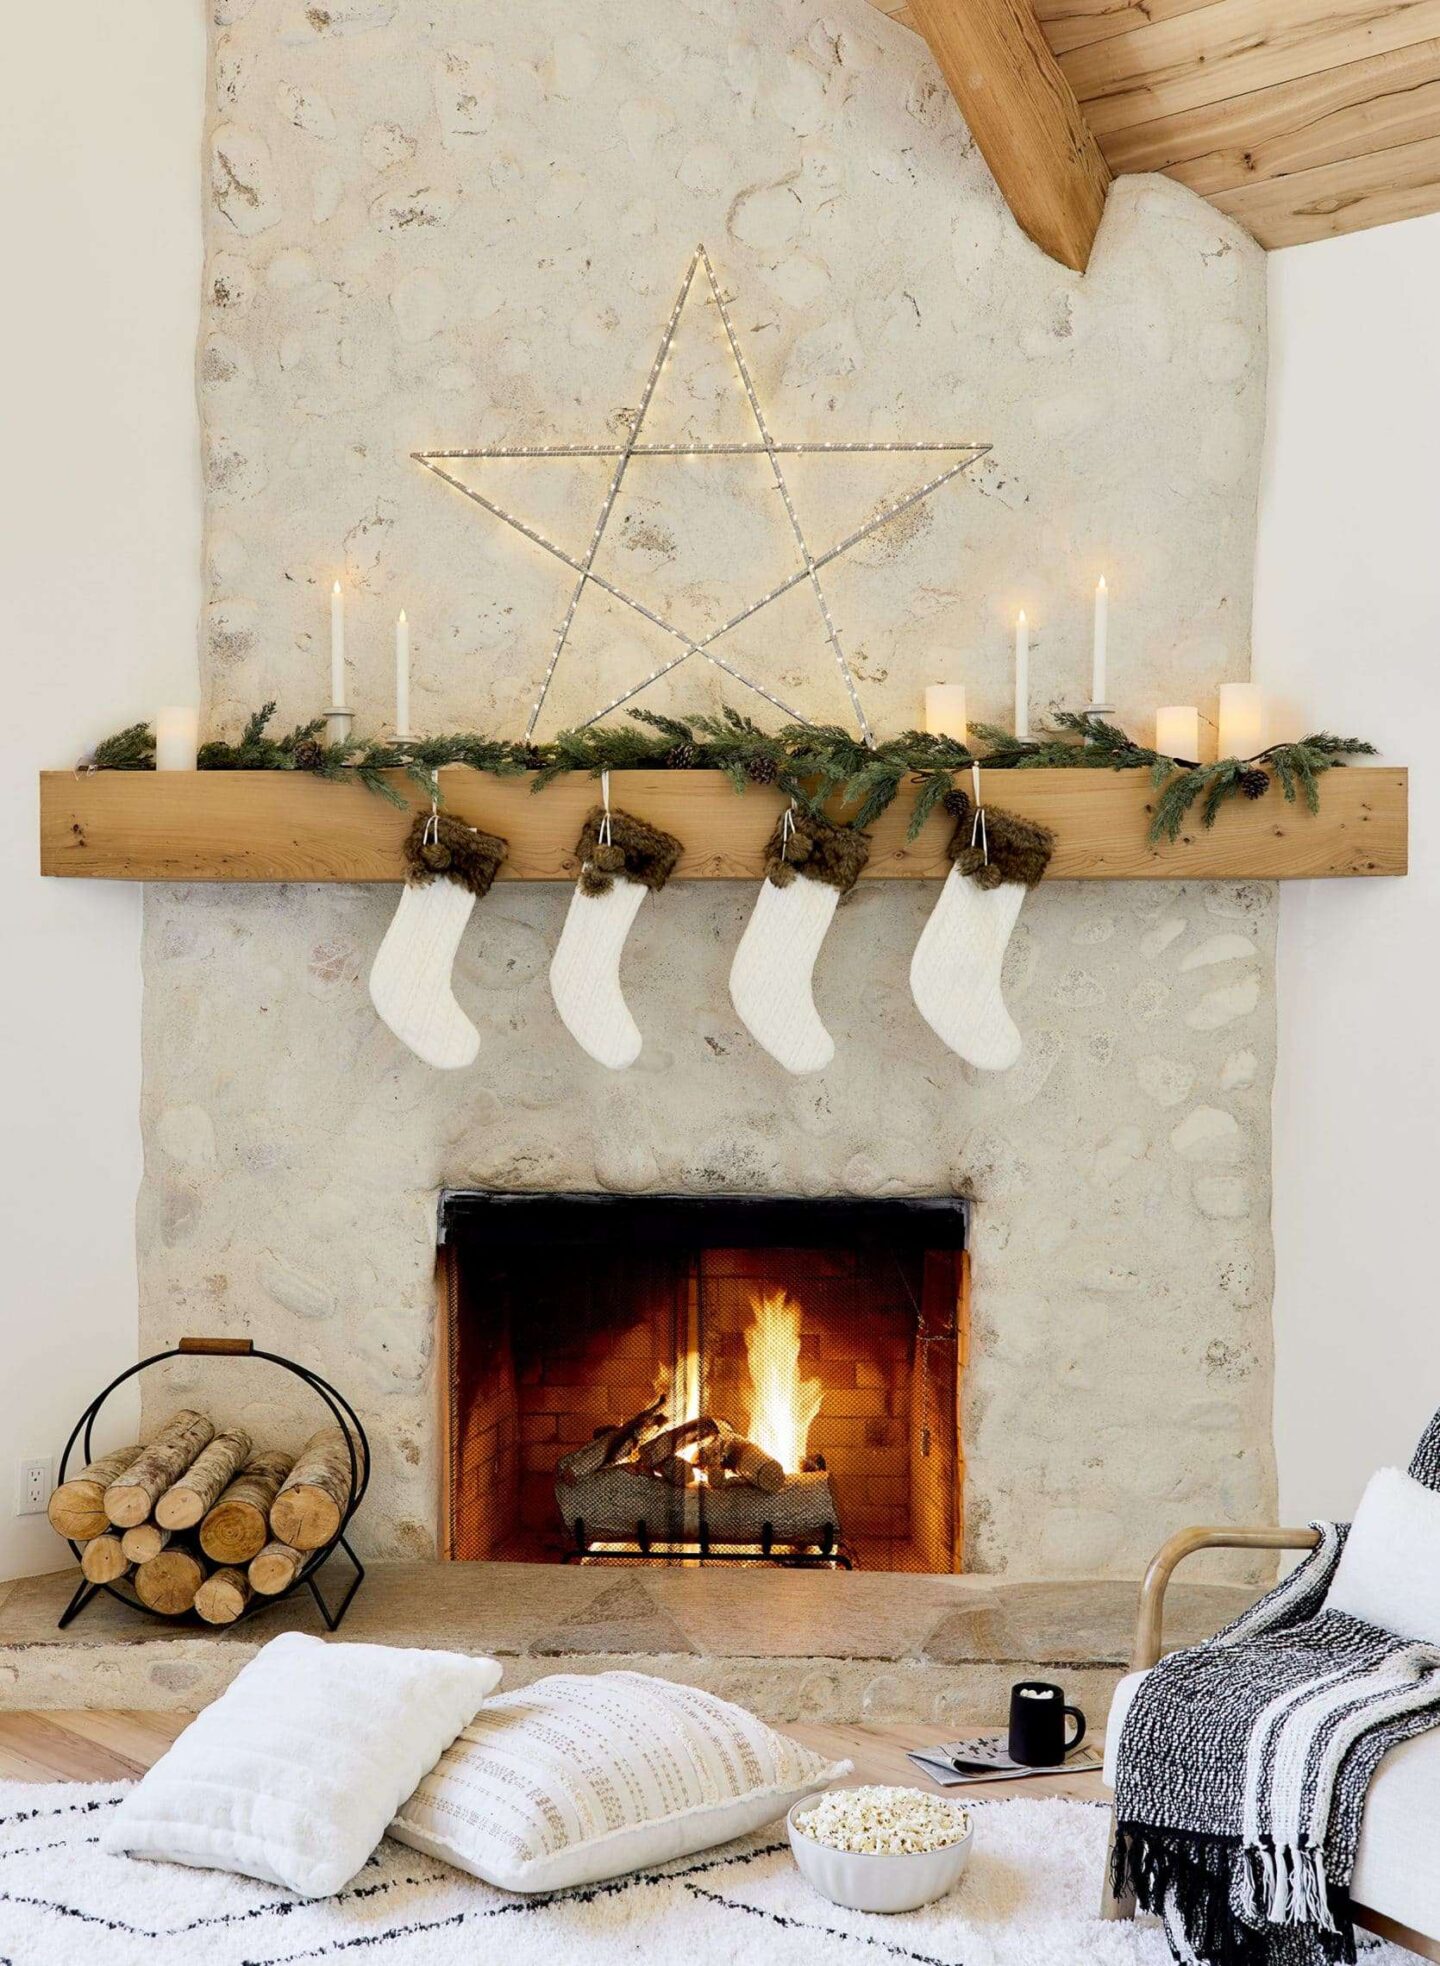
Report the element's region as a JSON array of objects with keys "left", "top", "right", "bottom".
[{"left": 413, "top": 246, "right": 991, "bottom": 743}]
